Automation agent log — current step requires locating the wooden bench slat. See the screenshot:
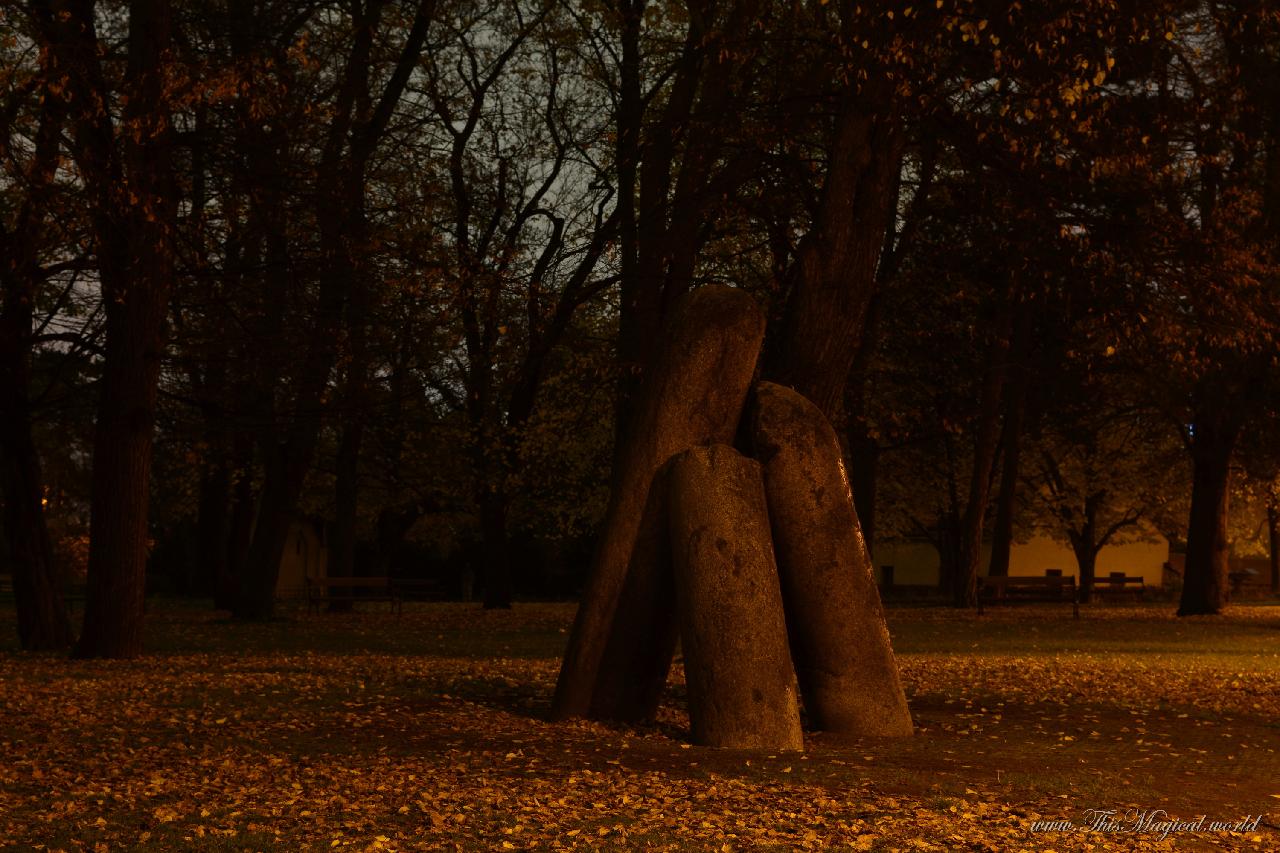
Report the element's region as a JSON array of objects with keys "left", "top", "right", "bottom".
[
  {"left": 978, "top": 575, "right": 1080, "bottom": 619},
  {"left": 305, "top": 576, "right": 398, "bottom": 615},
  {"left": 1091, "top": 574, "right": 1145, "bottom": 600},
  {"left": 302, "top": 576, "right": 445, "bottom": 614}
]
